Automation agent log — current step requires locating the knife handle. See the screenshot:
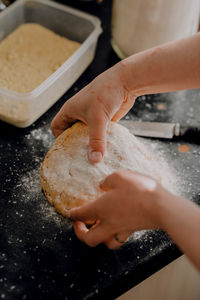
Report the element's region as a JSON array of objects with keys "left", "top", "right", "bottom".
[{"left": 179, "top": 125, "right": 200, "bottom": 142}]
